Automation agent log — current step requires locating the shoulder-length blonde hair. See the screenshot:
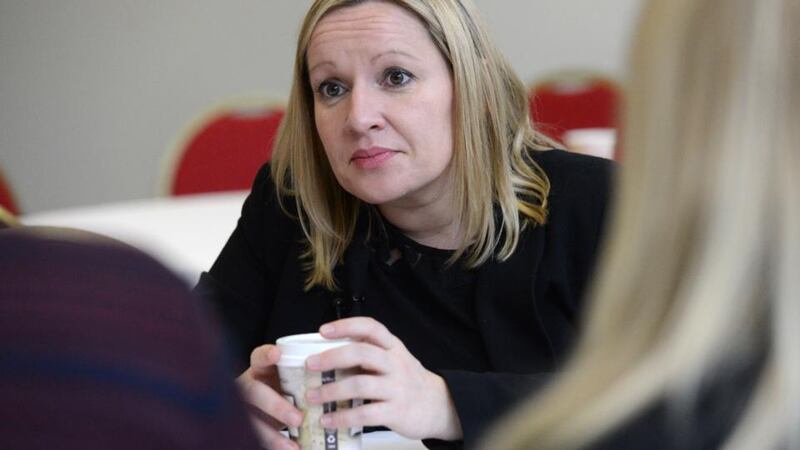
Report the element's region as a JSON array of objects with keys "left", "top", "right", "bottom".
[
  {"left": 271, "top": 0, "right": 556, "bottom": 290},
  {"left": 485, "top": 0, "right": 800, "bottom": 448}
]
